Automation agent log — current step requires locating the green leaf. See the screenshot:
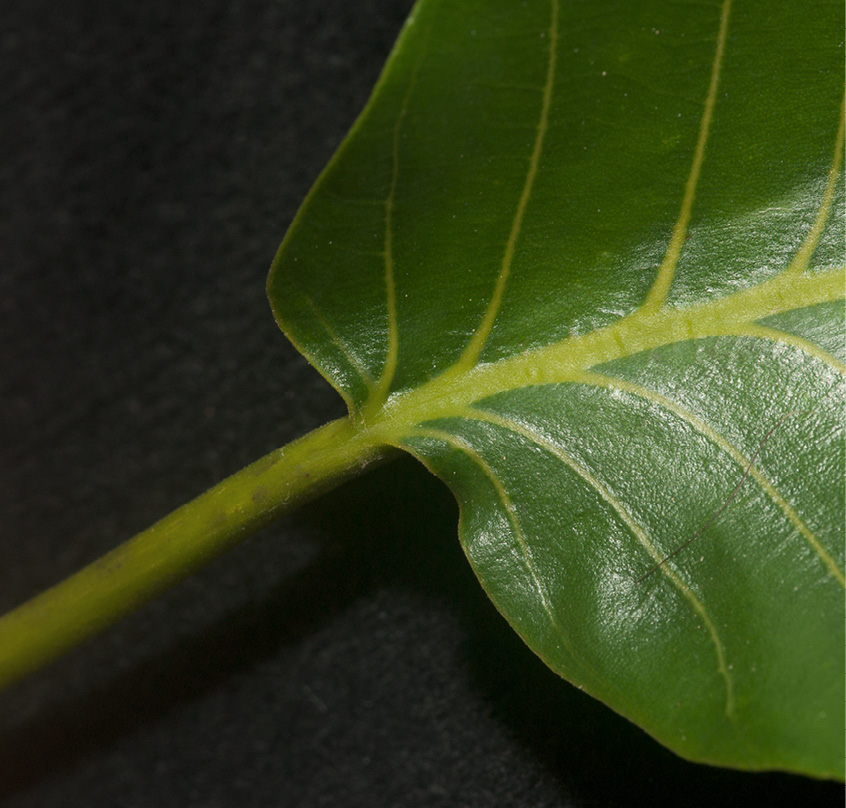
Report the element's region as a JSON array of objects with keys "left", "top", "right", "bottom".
[{"left": 267, "top": 0, "right": 845, "bottom": 779}]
